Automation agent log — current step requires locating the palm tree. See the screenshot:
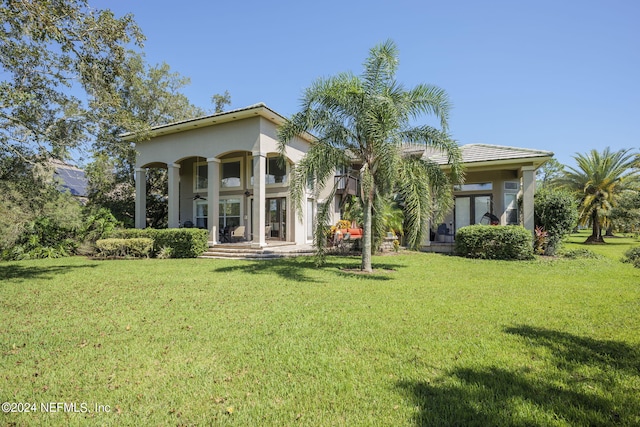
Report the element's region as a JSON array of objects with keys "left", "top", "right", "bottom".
[
  {"left": 557, "top": 147, "right": 638, "bottom": 243},
  {"left": 278, "top": 40, "right": 463, "bottom": 272}
]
